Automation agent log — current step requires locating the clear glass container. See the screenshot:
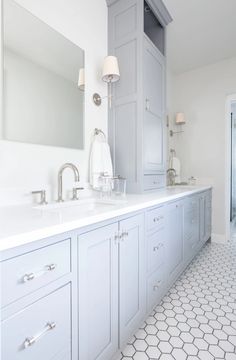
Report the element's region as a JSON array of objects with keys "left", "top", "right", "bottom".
[
  {"left": 112, "top": 176, "right": 126, "bottom": 198},
  {"left": 98, "top": 175, "right": 113, "bottom": 199}
]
